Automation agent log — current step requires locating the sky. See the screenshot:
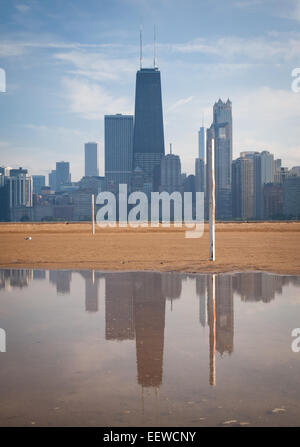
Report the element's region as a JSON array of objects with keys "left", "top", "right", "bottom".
[{"left": 1, "top": 0, "right": 300, "bottom": 181}]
